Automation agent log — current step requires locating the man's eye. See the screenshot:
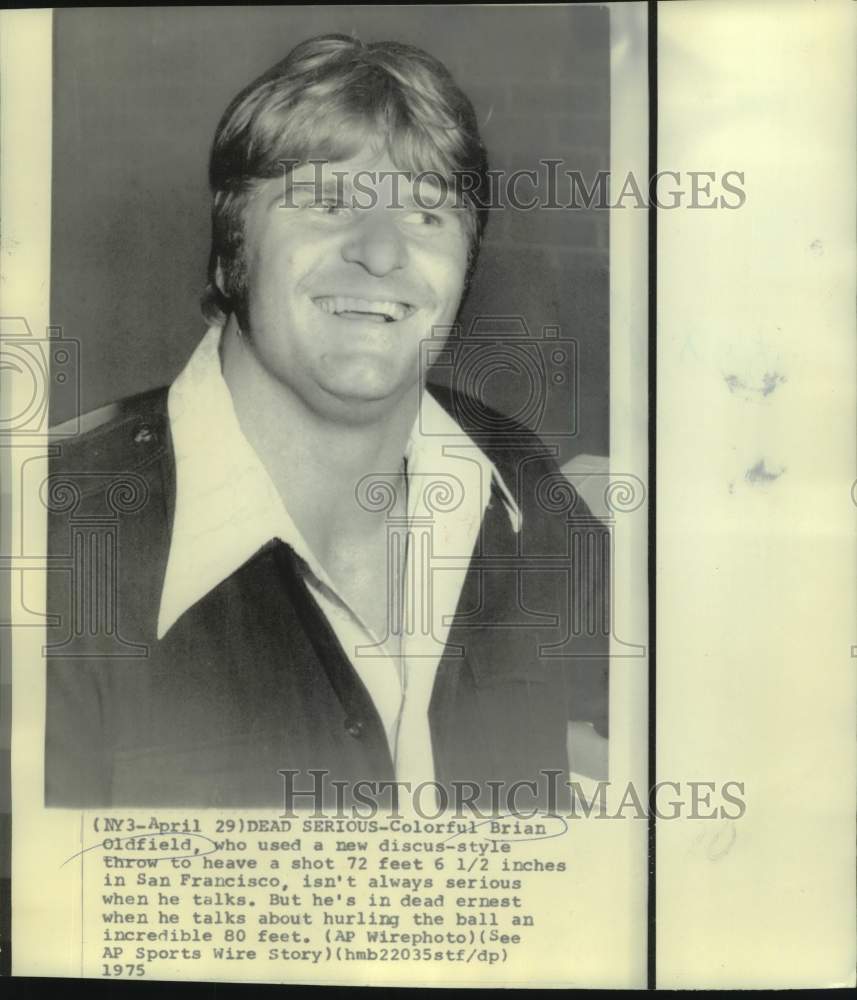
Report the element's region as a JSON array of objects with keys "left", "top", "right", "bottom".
[
  {"left": 403, "top": 210, "right": 443, "bottom": 227},
  {"left": 309, "top": 200, "right": 349, "bottom": 216}
]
